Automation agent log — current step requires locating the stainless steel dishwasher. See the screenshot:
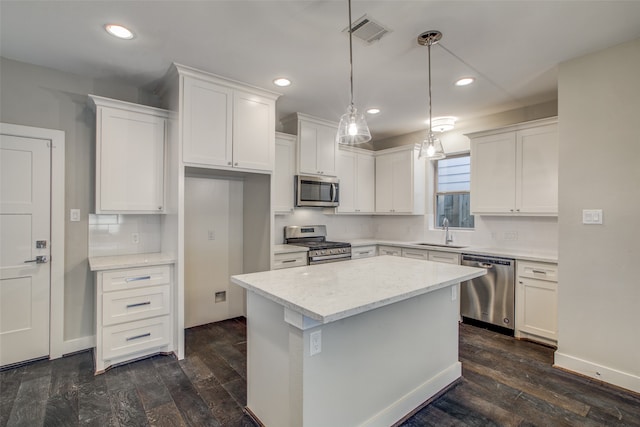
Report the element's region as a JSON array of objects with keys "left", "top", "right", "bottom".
[{"left": 460, "top": 254, "right": 515, "bottom": 333}]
